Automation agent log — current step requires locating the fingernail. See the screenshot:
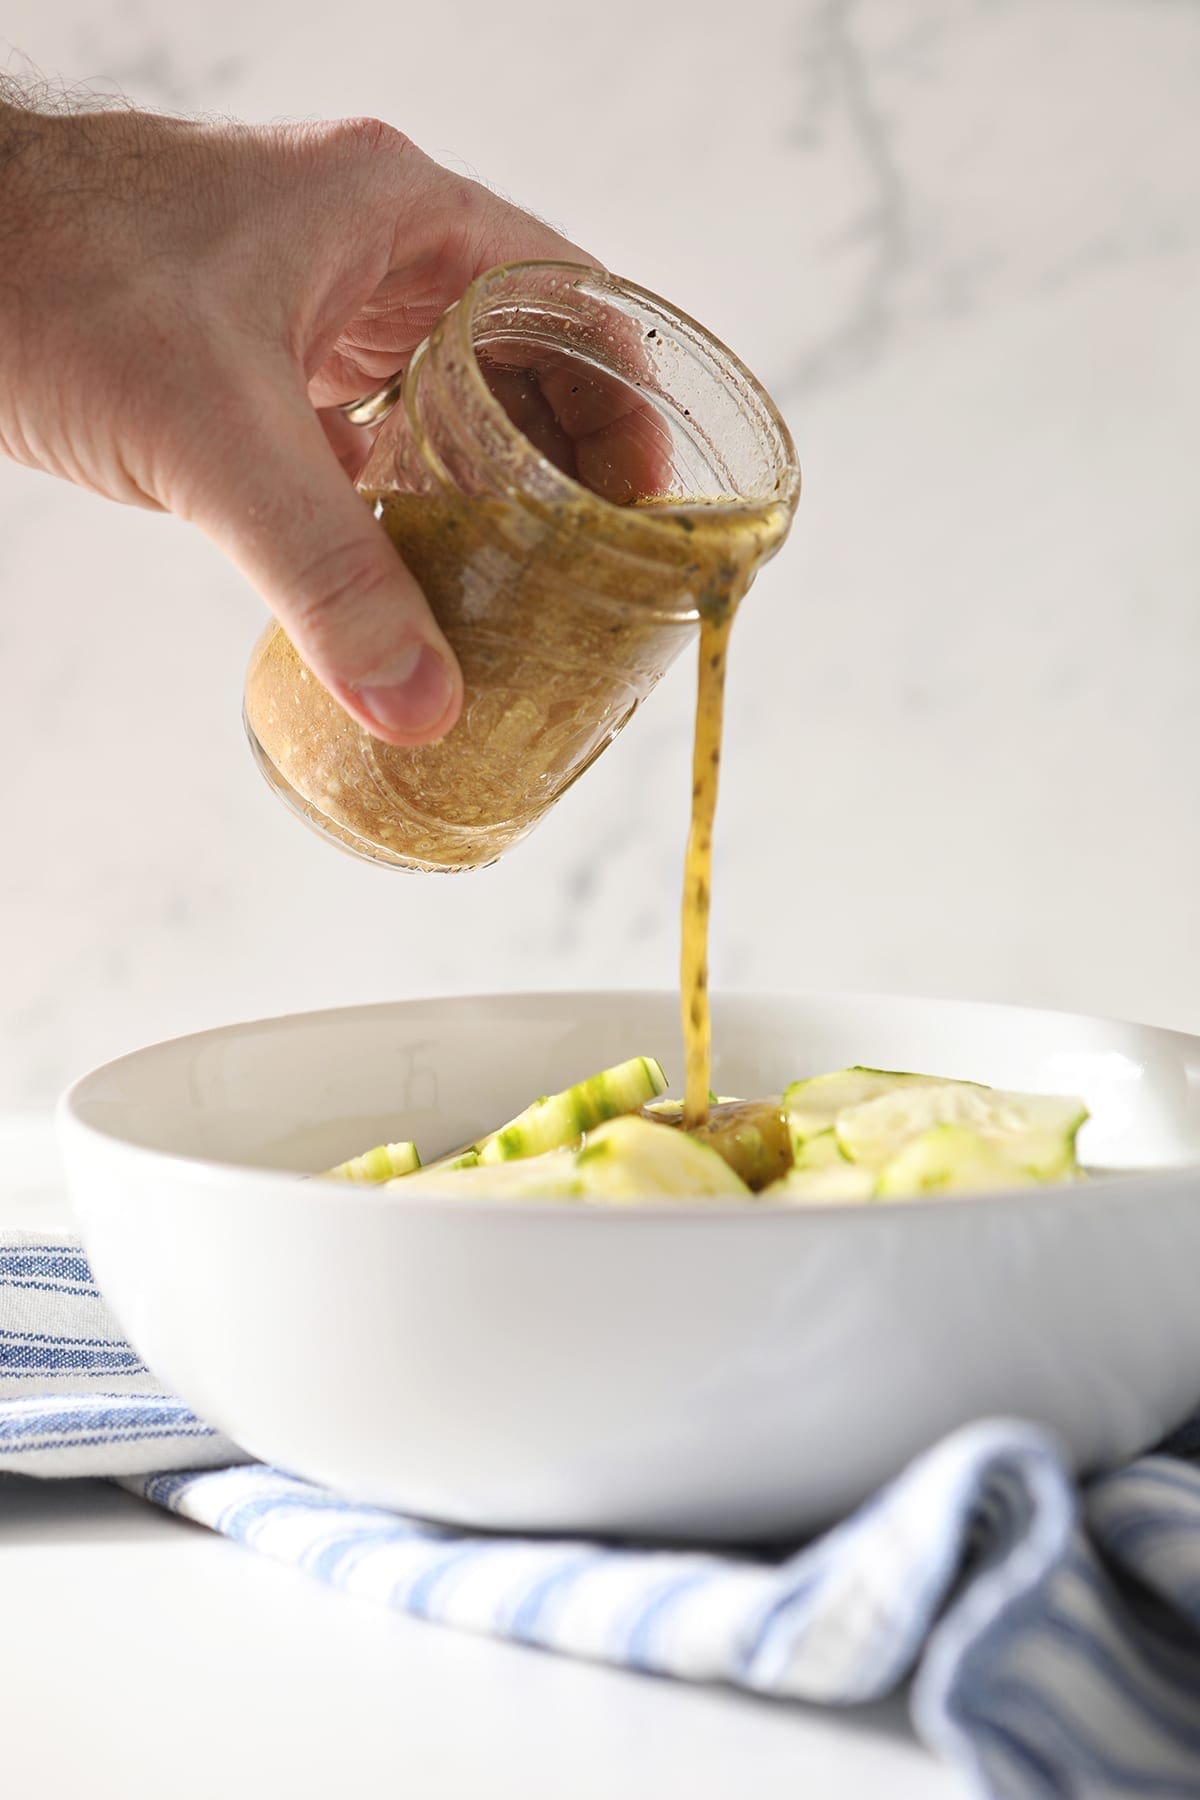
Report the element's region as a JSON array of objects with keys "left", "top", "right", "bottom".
[{"left": 357, "top": 645, "right": 456, "bottom": 736}]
